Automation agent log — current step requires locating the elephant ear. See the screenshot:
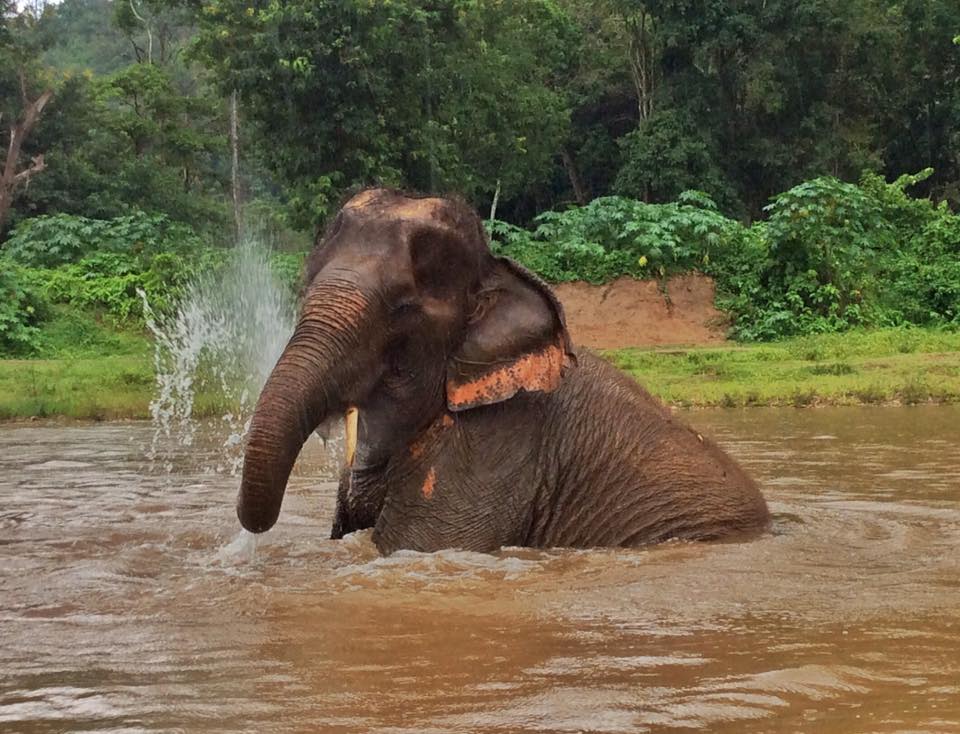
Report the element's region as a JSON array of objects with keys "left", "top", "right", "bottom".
[{"left": 446, "top": 258, "right": 577, "bottom": 412}]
